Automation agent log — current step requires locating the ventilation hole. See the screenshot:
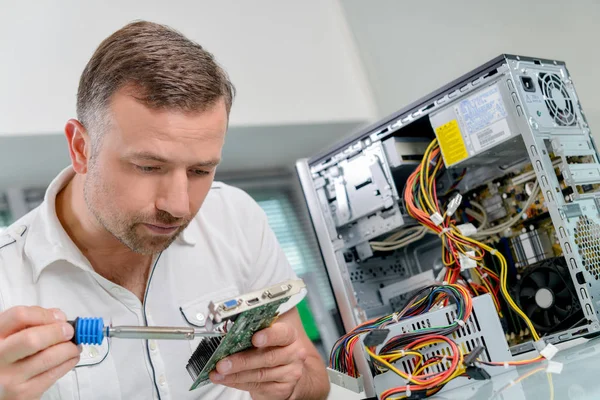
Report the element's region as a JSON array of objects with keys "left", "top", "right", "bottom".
[
  {"left": 574, "top": 216, "right": 600, "bottom": 280},
  {"left": 471, "top": 311, "right": 482, "bottom": 331},
  {"left": 402, "top": 360, "right": 410, "bottom": 374},
  {"left": 481, "top": 336, "right": 491, "bottom": 362},
  {"left": 538, "top": 73, "right": 577, "bottom": 126}
]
